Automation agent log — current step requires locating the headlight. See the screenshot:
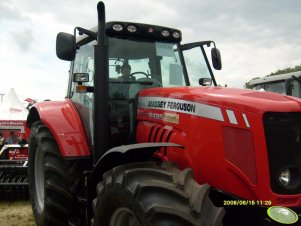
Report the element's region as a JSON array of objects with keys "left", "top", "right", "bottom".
[
  {"left": 277, "top": 167, "right": 301, "bottom": 190},
  {"left": 267, "top": 206, "right": 298, "bottom": 224},
  {"left": 279, "top": 168, "right": 290, "bottom": 187},
  {"left": 127, "top": 25, "right": 137, "bottom": 33},
  {"left": 161, "top": 29, "right": 170, "bottom": 37},
  {"left": 112, "top": 23, "right": 124, "bottom": 32},
  {"left": 172, "top": 31, "right": 181, "bottom": 39}
]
